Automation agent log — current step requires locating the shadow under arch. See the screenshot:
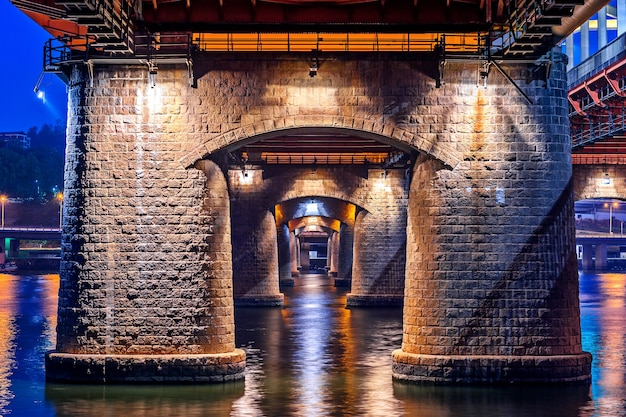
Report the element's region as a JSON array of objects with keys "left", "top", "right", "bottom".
[{"left": 179, "top": 120, "right": 462, "bottom": 170}]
